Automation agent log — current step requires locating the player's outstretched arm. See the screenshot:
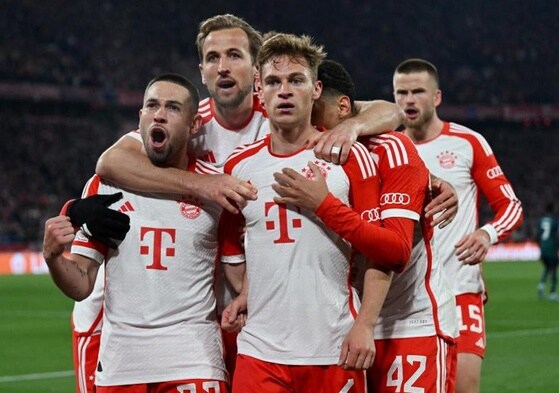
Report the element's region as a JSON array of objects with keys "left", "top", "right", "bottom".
[
  {"left": 43, "top": 216, "right": 100, "bottom": 301},
  {"left": 308, "top": 100, "right": 404, "bottom": 165},
  {"left": 96, "top": 134, "right": 257, "bottom": 214}
]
